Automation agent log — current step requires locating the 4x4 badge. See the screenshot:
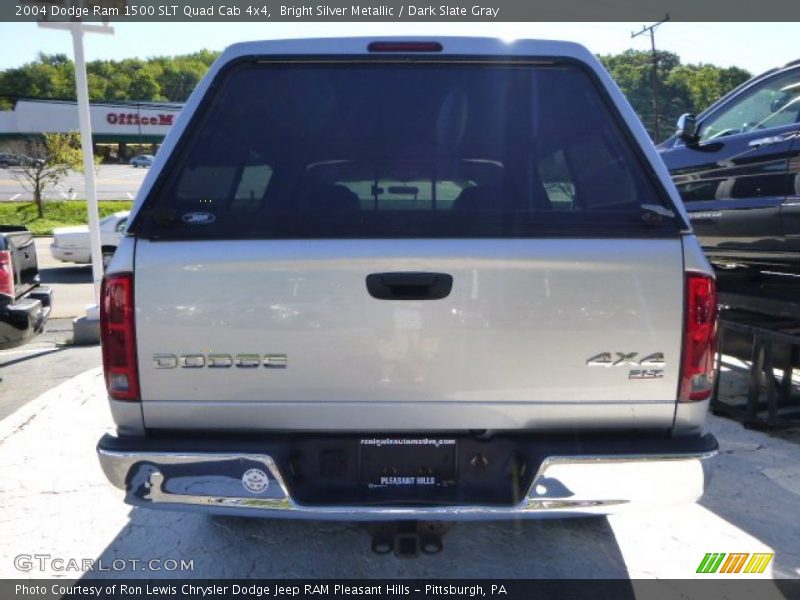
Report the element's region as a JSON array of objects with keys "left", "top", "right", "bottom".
[
  {"left": 586, "top": 352, "right": 665, "bottom": 380},
  {"left": 586, "top": 352, "right": 665, "bottom": 367}
]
